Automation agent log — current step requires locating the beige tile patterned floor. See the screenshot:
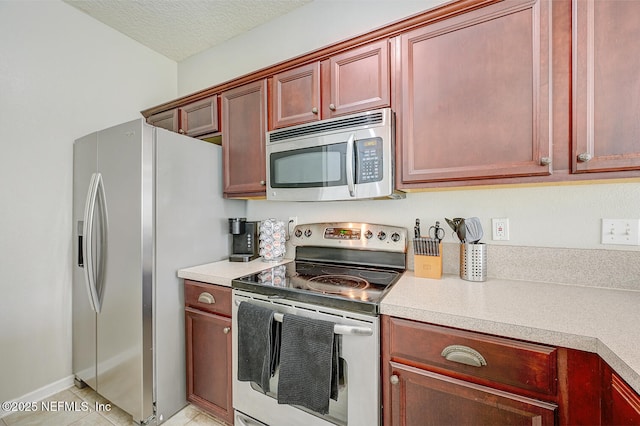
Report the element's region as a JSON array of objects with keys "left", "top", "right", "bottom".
[{"left": 1, "top": 386, "right": 225, "bottom": 426}]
